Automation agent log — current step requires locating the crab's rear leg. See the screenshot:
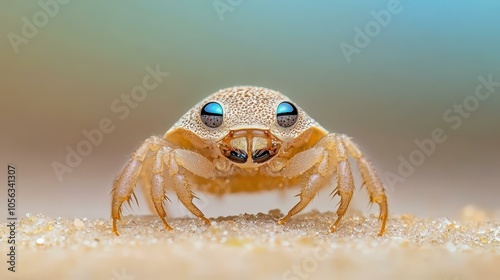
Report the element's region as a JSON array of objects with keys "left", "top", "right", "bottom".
[
  {"left": 341, "top": 135, "right": 388, "bottom": 236},
  {"left": 111, "top": 136, "right": 165, "bottom": 235}
]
